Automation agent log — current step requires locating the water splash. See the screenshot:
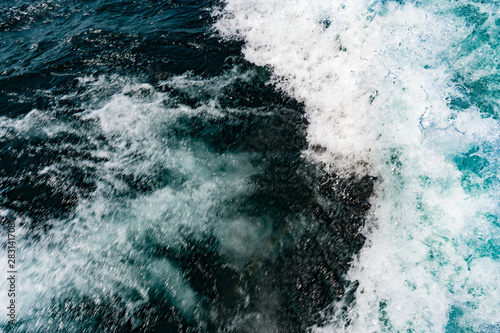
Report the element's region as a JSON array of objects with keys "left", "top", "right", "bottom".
[{"left": 214, "top": 0, "right": 500, "bottom": 331}]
